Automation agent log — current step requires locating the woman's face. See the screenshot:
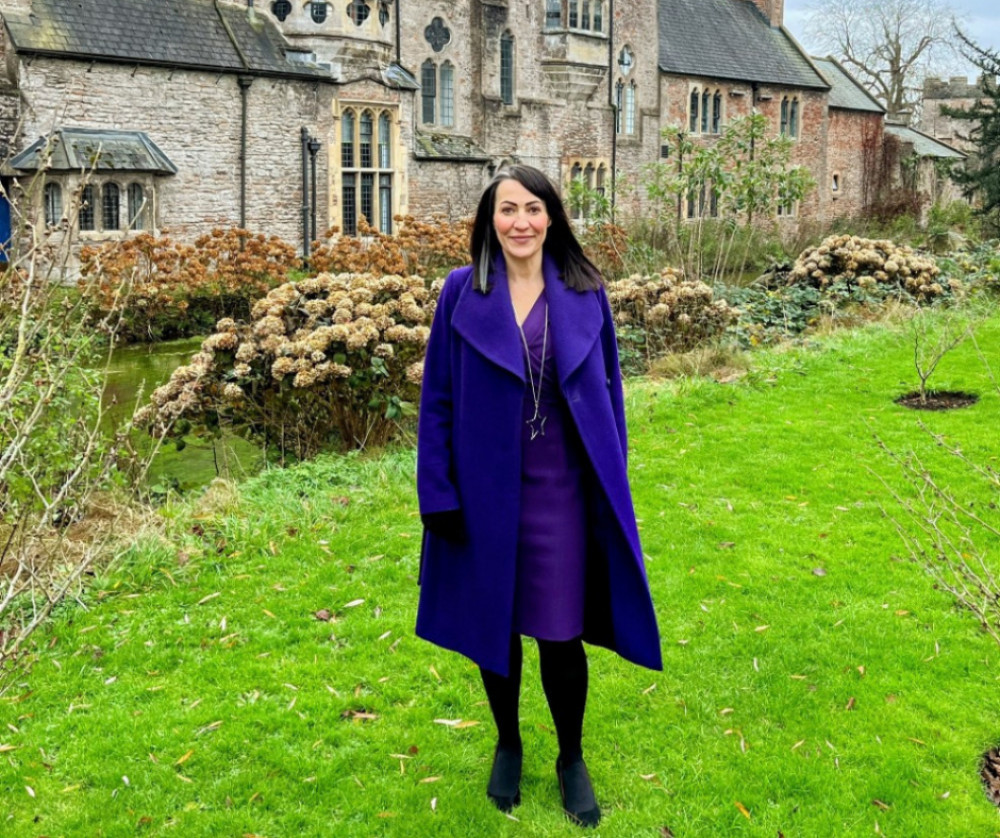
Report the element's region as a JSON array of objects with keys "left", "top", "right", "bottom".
[{"left": 492, "top": 178, "right": 551, "bottom": 266}]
